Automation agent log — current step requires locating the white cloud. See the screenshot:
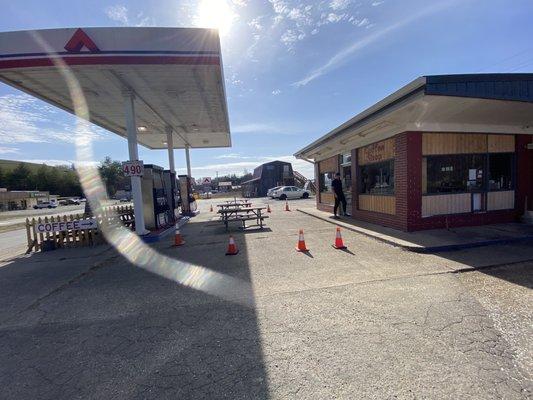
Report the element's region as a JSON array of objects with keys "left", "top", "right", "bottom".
[
  {"left": 330, "top": 0, "right": 353, "bottom": 11},
  {"left": 187, "top": 155, "right": 314, "bottom": 178},
  {"left": 357, "top": 17, "right": 370, "bottom": 27},
  {"left": 271, "top": 89, "right": 282, "bottom": 95},
  {"left": 294, "top": 0, "right": 458, "bottom": 87},
  {"left": 326, "top": 13, "right": 347, "bottom": 23},
  {"left": 280, "top": 29, "right": 306, "bottom": 50},
  {"left": 269, "top": 0, "right": 290, "bottom": 15},
  {"left": 105, "top": 4, "right": 153, "bottom": 26},
  {"left": 0, "top": 94, "right": 107, "bottom": 145},
  {"left": 248, "top": 17, "right": 264, "bottom": 31},
  {"left": 247, "top": 0, "right": 367, "bottom": 55},
  {"left": 372, "top": 1, "right": 385, "bottom": 6},
  {"left": 287, "top": 6, "right": 313, "bottom": 26},
  {"left": 0, "top": 146, "right": 19, "bottom": 154},
  {"left": 227, "top": 72, "right": 244, "bottom": 86},
  {"left": 105, "top": 5, "right": 129, "bottom": 24}
]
